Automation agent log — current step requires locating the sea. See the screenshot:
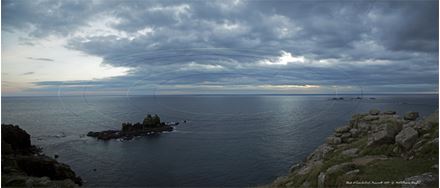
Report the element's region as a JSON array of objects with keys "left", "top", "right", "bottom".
[{"left": 1, "top": 94, "right": 438, "bottom": 187}]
